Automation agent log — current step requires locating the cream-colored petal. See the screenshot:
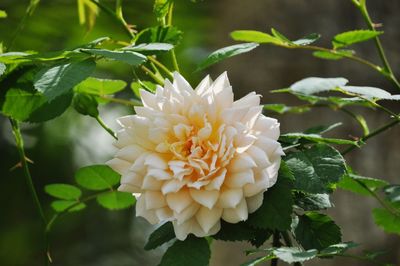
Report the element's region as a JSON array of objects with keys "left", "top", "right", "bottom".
[
  {"left": 217, "top": 188, "right": 243, "bottom": 208},
  {"left": 136, "top": 195, "right": 159, "bottom": 224},
  {"left": 147, "top": 168, "right": 172, "bottom": 180},
  {"left": 196, "top": 206, "right": 222, "bottom": 233},
  {"left": 116, "top": 115, "right": 135, "bottom": 127},
  {"left": 118, "top": 184, "right": 141, "bottom": 193},
  {"left": 106, "top": 158, "right": 131, "bottom": 175},
  {"left": 162, "top": 179, "right": 186, "bottom": 194},
  {"left": 166, "top": 189, "right": 193, "bottom": 213},
  {"left": 121, "top": 171, "right": 143, "bottom": 188},
  {"left": 205, "top": 168, "right": 227, "bottom": 190},
  {"left": 142, "top": 176, "right": 163, "bottom": 190},
  {"left": 222, "top": 198, "right": 248, "bottom": 223},
  {"left": 253, "top": 115, "right": 280, "bottom": 140},
  {"left": 190, "top": 189, "right": 219, "bottom": 209},
  {"left": 243, "top": 170, "right": 269, "bottom": 197},
  {"left": 246, "top": 145, "right": 271, "bottom": 169},
  {"left": 266, "top": 158, "right": 281, "bottom": 187},
  {"left": 145, "top": 191, "right": 166, "bottom": 210},
  {"left": 139, "top": 89, "right": 157, "bottom": 109},
  {"left": 232, "top": 92, "right": 260, "bottom": 108},
  {"left": 115, "top": 145, "right": 146, "bottom": 162},
  {"left": 144, "top": 153, "right": 168, "bottom": 169},
  {"left": 227, "top": 153, "right": 257, "bottom": 173},
  {"left": 175, "top": 203, "right": 200, "bottom": 225},
  {"left": 225, "top": 169, "right": 255, "bottom": 188},
  {"left": 247, "top": 193, "right": 264, "bottom": 213},
  {"left": 155, "top": 207, "right": 174, "bottom": 221}
]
